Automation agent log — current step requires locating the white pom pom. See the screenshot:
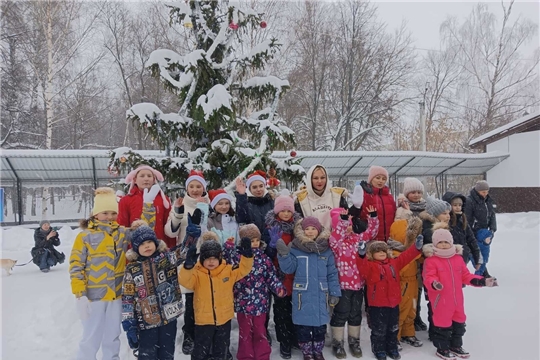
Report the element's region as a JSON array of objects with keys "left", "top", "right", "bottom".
[{"left": 279, "top": 188, "right": 291, "bottom": 197}]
